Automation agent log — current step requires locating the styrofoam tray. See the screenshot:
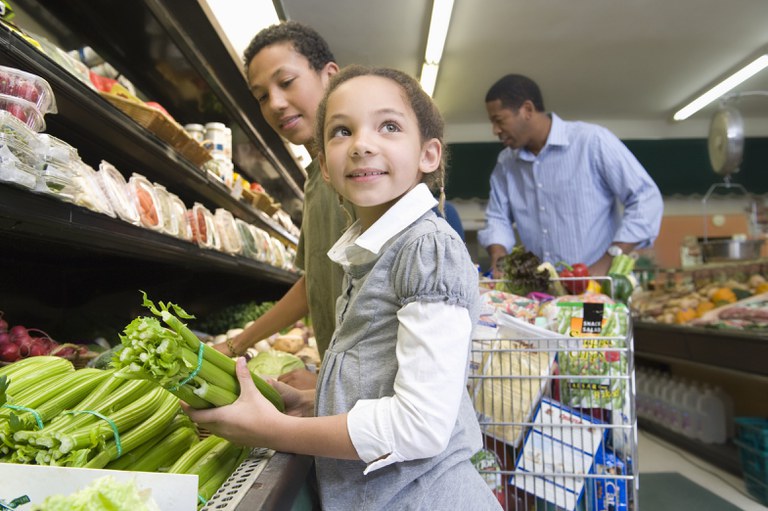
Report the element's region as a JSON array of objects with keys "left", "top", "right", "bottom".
[{"left": 0, "top": 464, "right": 197, "bottom": 510}]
